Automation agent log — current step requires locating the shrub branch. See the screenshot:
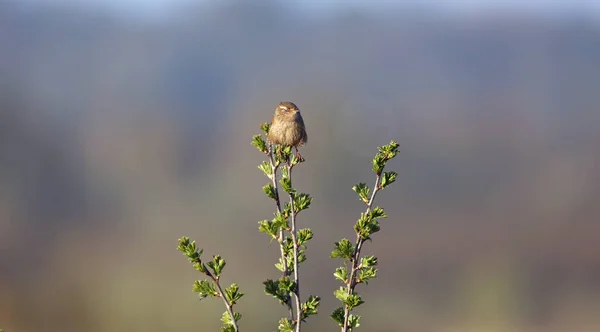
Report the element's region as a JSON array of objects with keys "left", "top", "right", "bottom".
[
  {"left": 268, "top": 142, "right": 294, "bottom": 319},
  {"left": 177, "top": 124, "right": 397, "bottom": 332},
  {"left": 331, "top": 140, "right": 400, "bottom": 332},
  {"left": 255, "top": 124, "right": 320, "bottom": 332},
  {"left": 342, "top": 173, "right": 380, "bottom": 331},
  {"left": 287, "top": 163, "right": 302, "bottom": 332},
  {"left": 177, "top": 237, "right": 243, "bottom": 332}
]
